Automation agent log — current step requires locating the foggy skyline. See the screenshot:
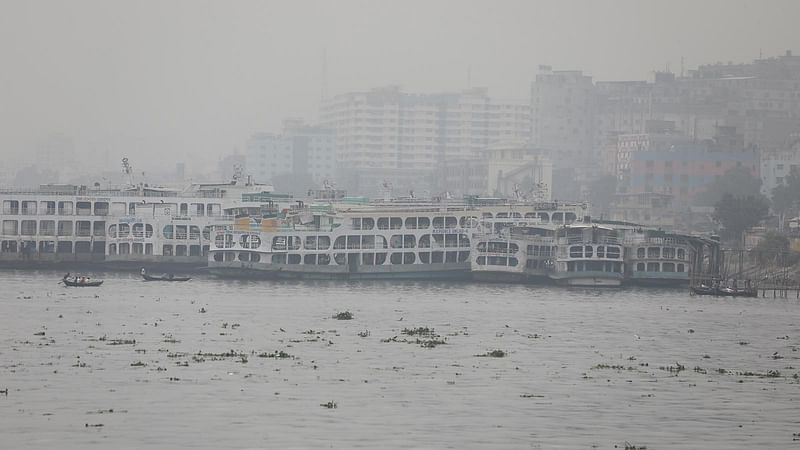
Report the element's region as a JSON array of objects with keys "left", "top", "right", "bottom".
[{"left": 1, "top": 0, "right": 798, "bottom": 176}]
